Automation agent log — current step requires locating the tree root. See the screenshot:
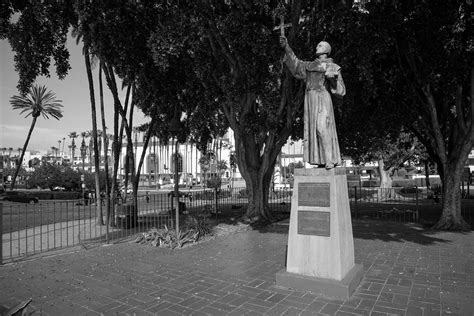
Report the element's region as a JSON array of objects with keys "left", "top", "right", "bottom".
[
  {"left": 431, "top": 217, "right": 471, "bottom": 231},
  {"left": 241, "top": 211, "right": 276, "bottom": 228}
]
